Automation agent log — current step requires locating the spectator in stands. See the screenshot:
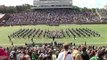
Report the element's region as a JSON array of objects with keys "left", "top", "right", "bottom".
[
  {"left": 24, "top": 50, "right": 31, "bottom": 60},
  {"left": 80, "top": 45, "right": 90, "bottom": 60},
  {"left": 17, "top": 50, "right": 24, "bottom": 60},
  {"left": 0, "top": 47, "right": 10, "bottom": 60},
  {"left": 72, "top": 47, "right": 83, "bottom": 60},
  {"left": 57, "top": 43, "right": 74, "bottom": 60},
  {"left": 90, "top": 49, "right": 105, "bottom": 60}
]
